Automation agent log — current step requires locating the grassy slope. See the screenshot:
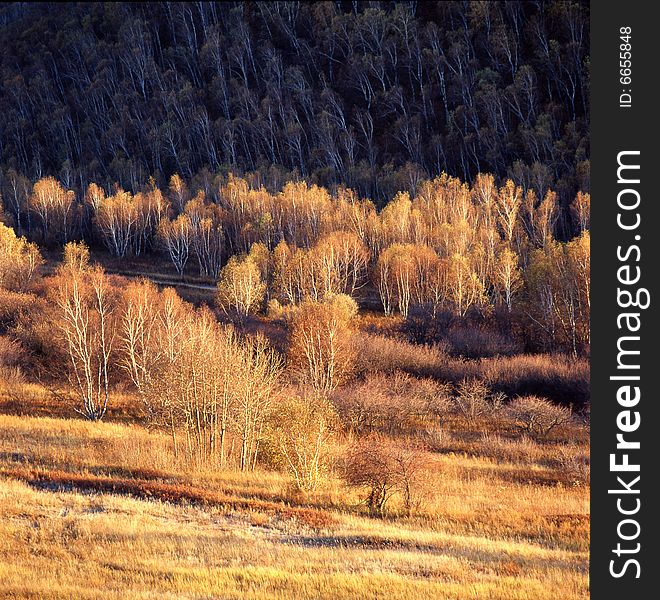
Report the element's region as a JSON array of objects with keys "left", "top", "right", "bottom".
[{"left": 0, "top": 406, "right": 588, "bottom": 600}]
